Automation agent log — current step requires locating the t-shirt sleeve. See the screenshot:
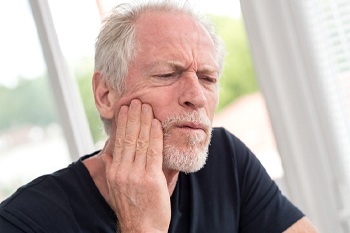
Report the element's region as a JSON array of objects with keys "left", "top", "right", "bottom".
[
  {"left": 0, "top": 210, "right": 28, "bottom": 233},
  {"left": 222, "top": 128, "right": 304, "bottom": 233}
]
